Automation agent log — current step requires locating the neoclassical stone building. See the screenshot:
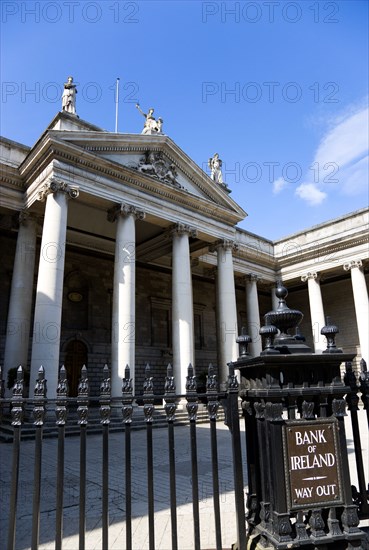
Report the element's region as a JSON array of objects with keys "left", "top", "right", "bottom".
[{"left": 1, "top": 108, "right": 368, "bottom": 397}]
